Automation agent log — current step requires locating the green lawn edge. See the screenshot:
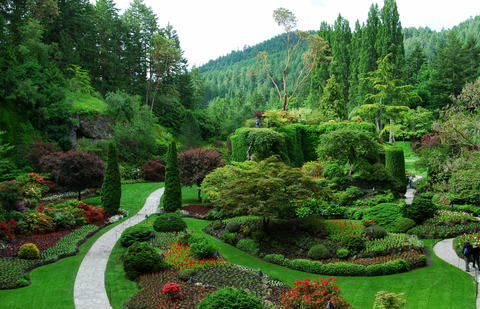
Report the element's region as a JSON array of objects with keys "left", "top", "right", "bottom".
[{"left": 0, "top": 182, "right": 163, "bottom": 309}]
